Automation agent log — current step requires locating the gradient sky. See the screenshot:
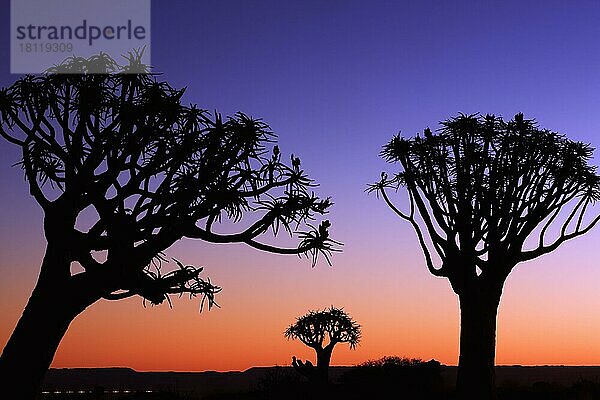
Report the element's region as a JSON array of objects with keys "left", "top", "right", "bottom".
[{"left": 2, "top": 0, "right": 600, "bottom": 371}]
